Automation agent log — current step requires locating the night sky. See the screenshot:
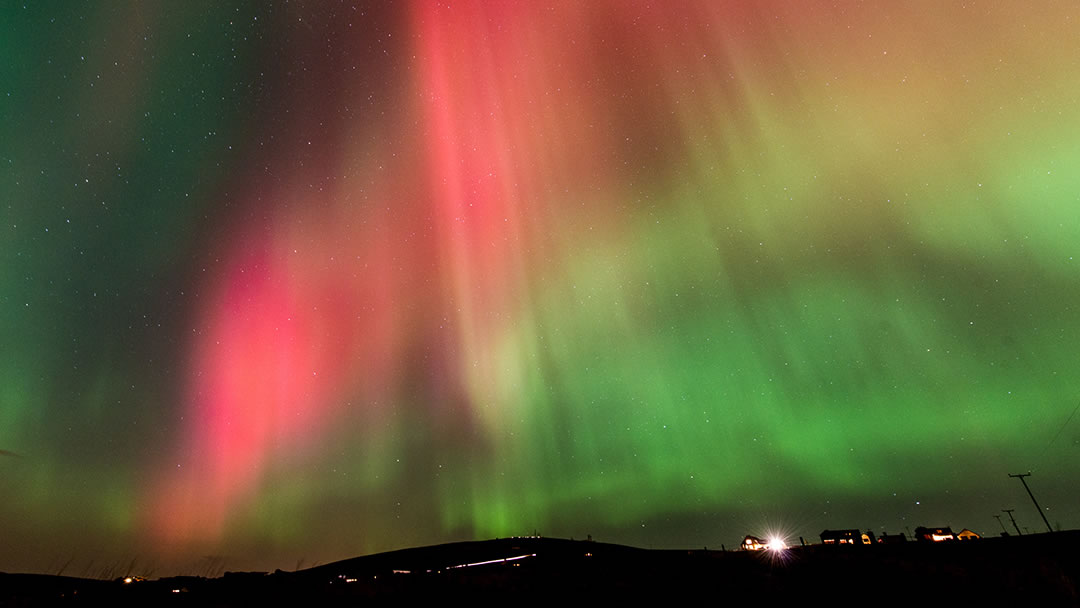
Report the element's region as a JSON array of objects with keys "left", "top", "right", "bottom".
[{"left": 2, "top": 1, "right": 1079, "bottom": 575}]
